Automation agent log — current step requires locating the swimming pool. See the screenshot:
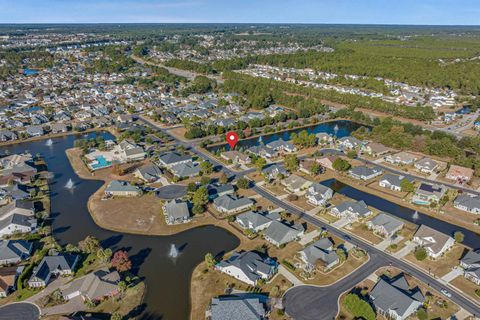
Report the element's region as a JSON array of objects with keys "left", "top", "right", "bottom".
[{"left": 90, "top": 155, "right": 112, "bottom": 170}]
